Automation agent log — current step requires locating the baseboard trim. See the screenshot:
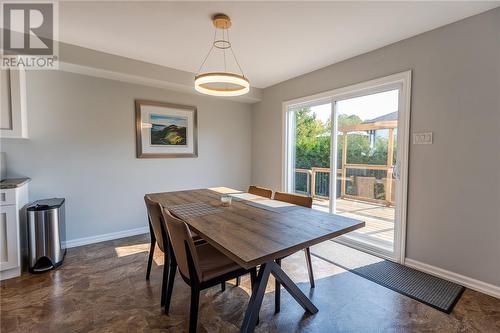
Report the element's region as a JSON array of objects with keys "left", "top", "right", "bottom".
[
  {"left": 405, "top": 258, "right": 500, "bottom": 299},
  {"left": 64, "top": 226, "right": 149, "bottom": 249},
  {"left": 0, "top": 267, "right": 21, "bottom": 281}
]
